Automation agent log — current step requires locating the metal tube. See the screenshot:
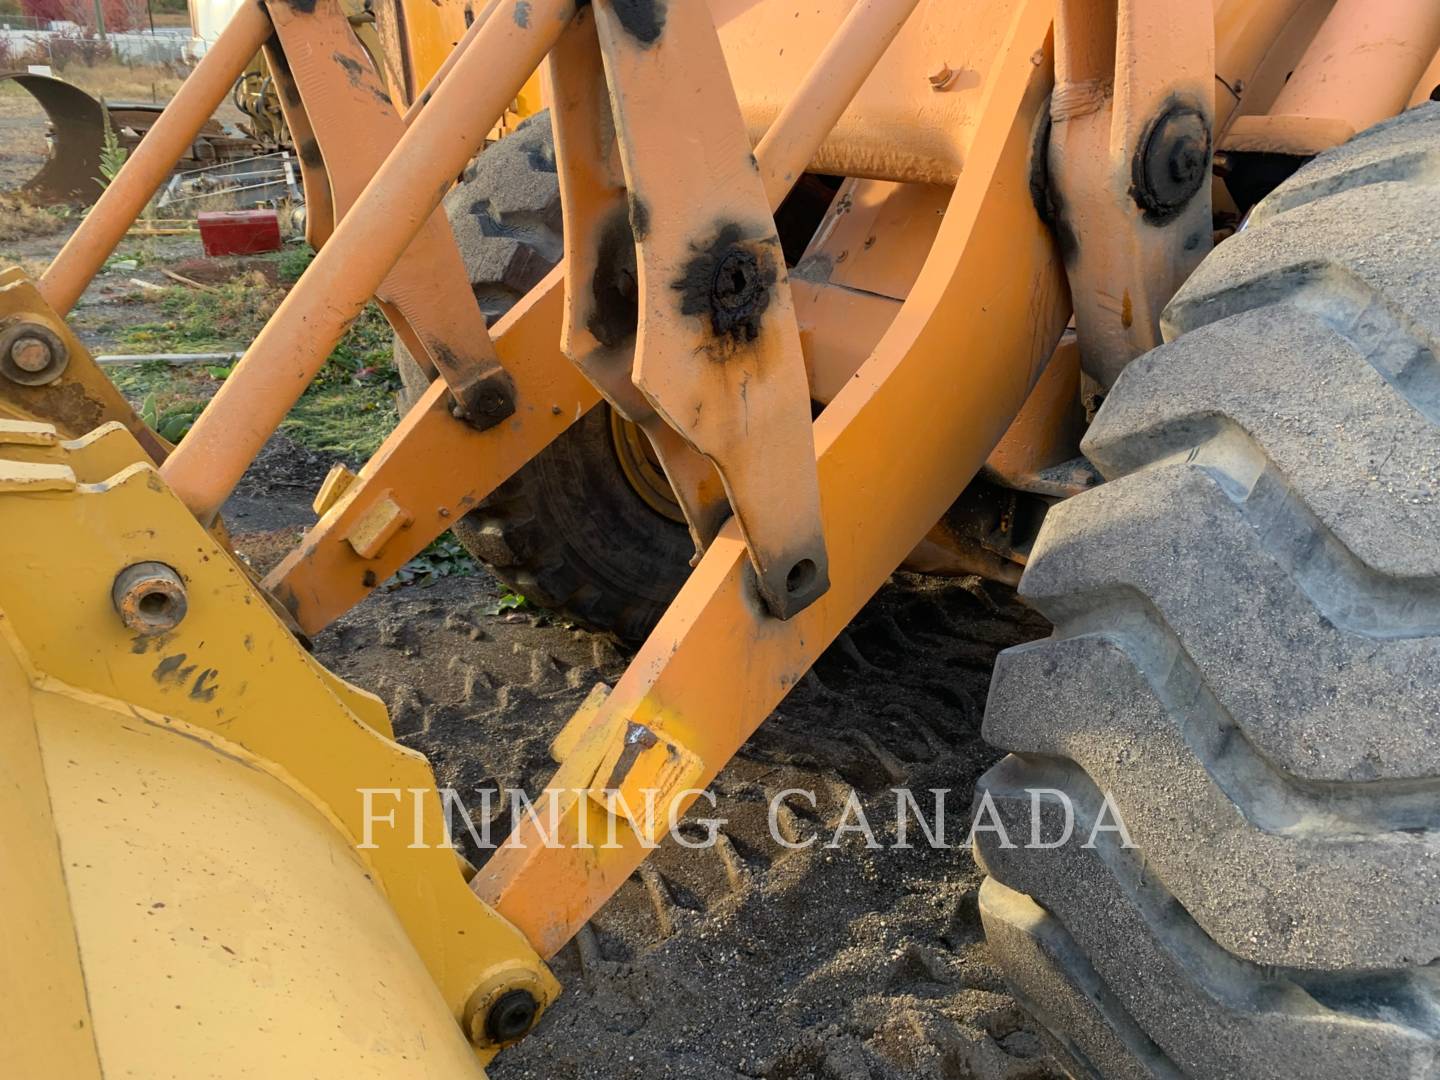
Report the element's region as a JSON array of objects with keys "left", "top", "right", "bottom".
[
  {"left": 161, "top": 0, "right": 577, "bottom": 523},
  {"left": 754, "top": 0, "right": 922, "bottom": 208},
  {"left": 1269, "top": 0, "right": 1440, "bottom": 132},
  {"left": 37, "top": 0, "right": 273, "bottom": 316}
]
